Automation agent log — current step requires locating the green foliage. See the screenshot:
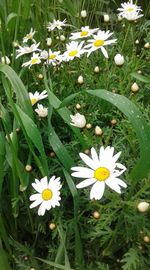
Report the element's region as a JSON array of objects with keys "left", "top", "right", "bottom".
[{"left": 0, "top": 0, "right": 150, "bottom": 269}]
